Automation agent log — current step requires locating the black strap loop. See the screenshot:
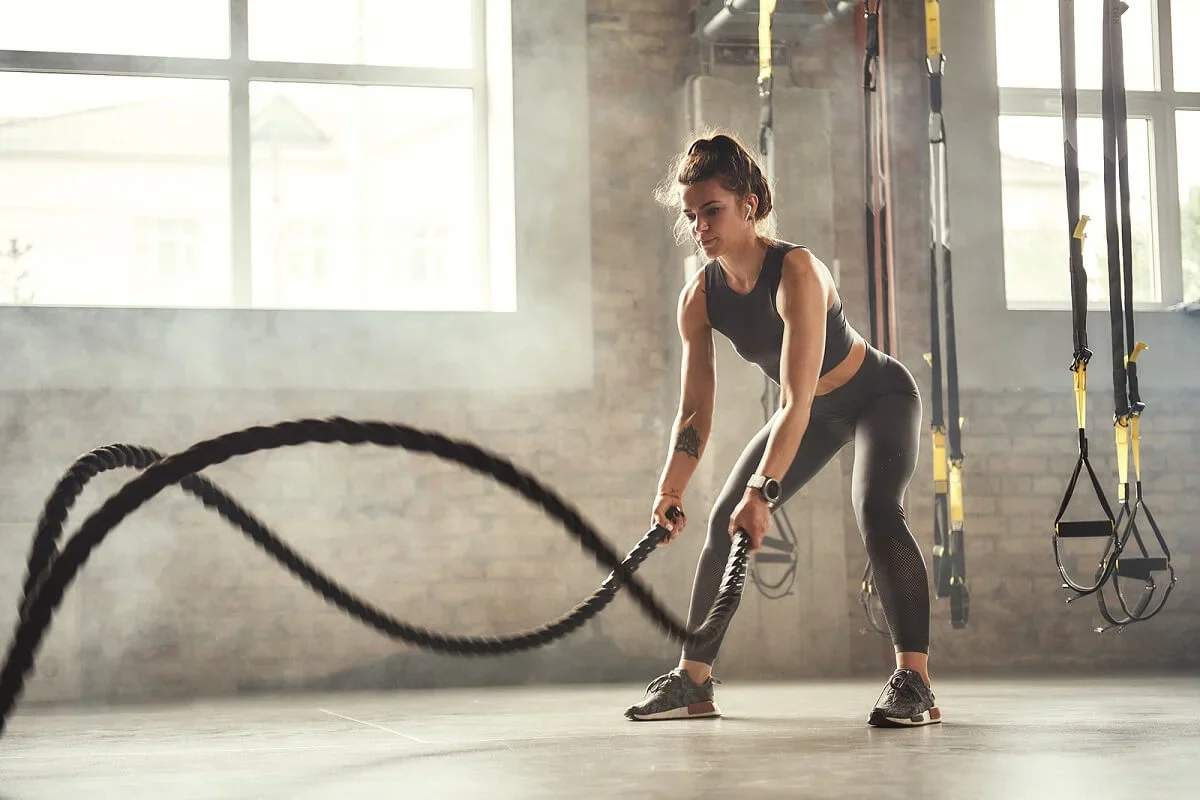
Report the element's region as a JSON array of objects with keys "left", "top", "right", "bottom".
[
  {"left": 1089, "top": 0, "right": 1176, "bottom": 629},
  {"left": 1052, "top": 0, "right": 1121, "bottom": 599}
]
